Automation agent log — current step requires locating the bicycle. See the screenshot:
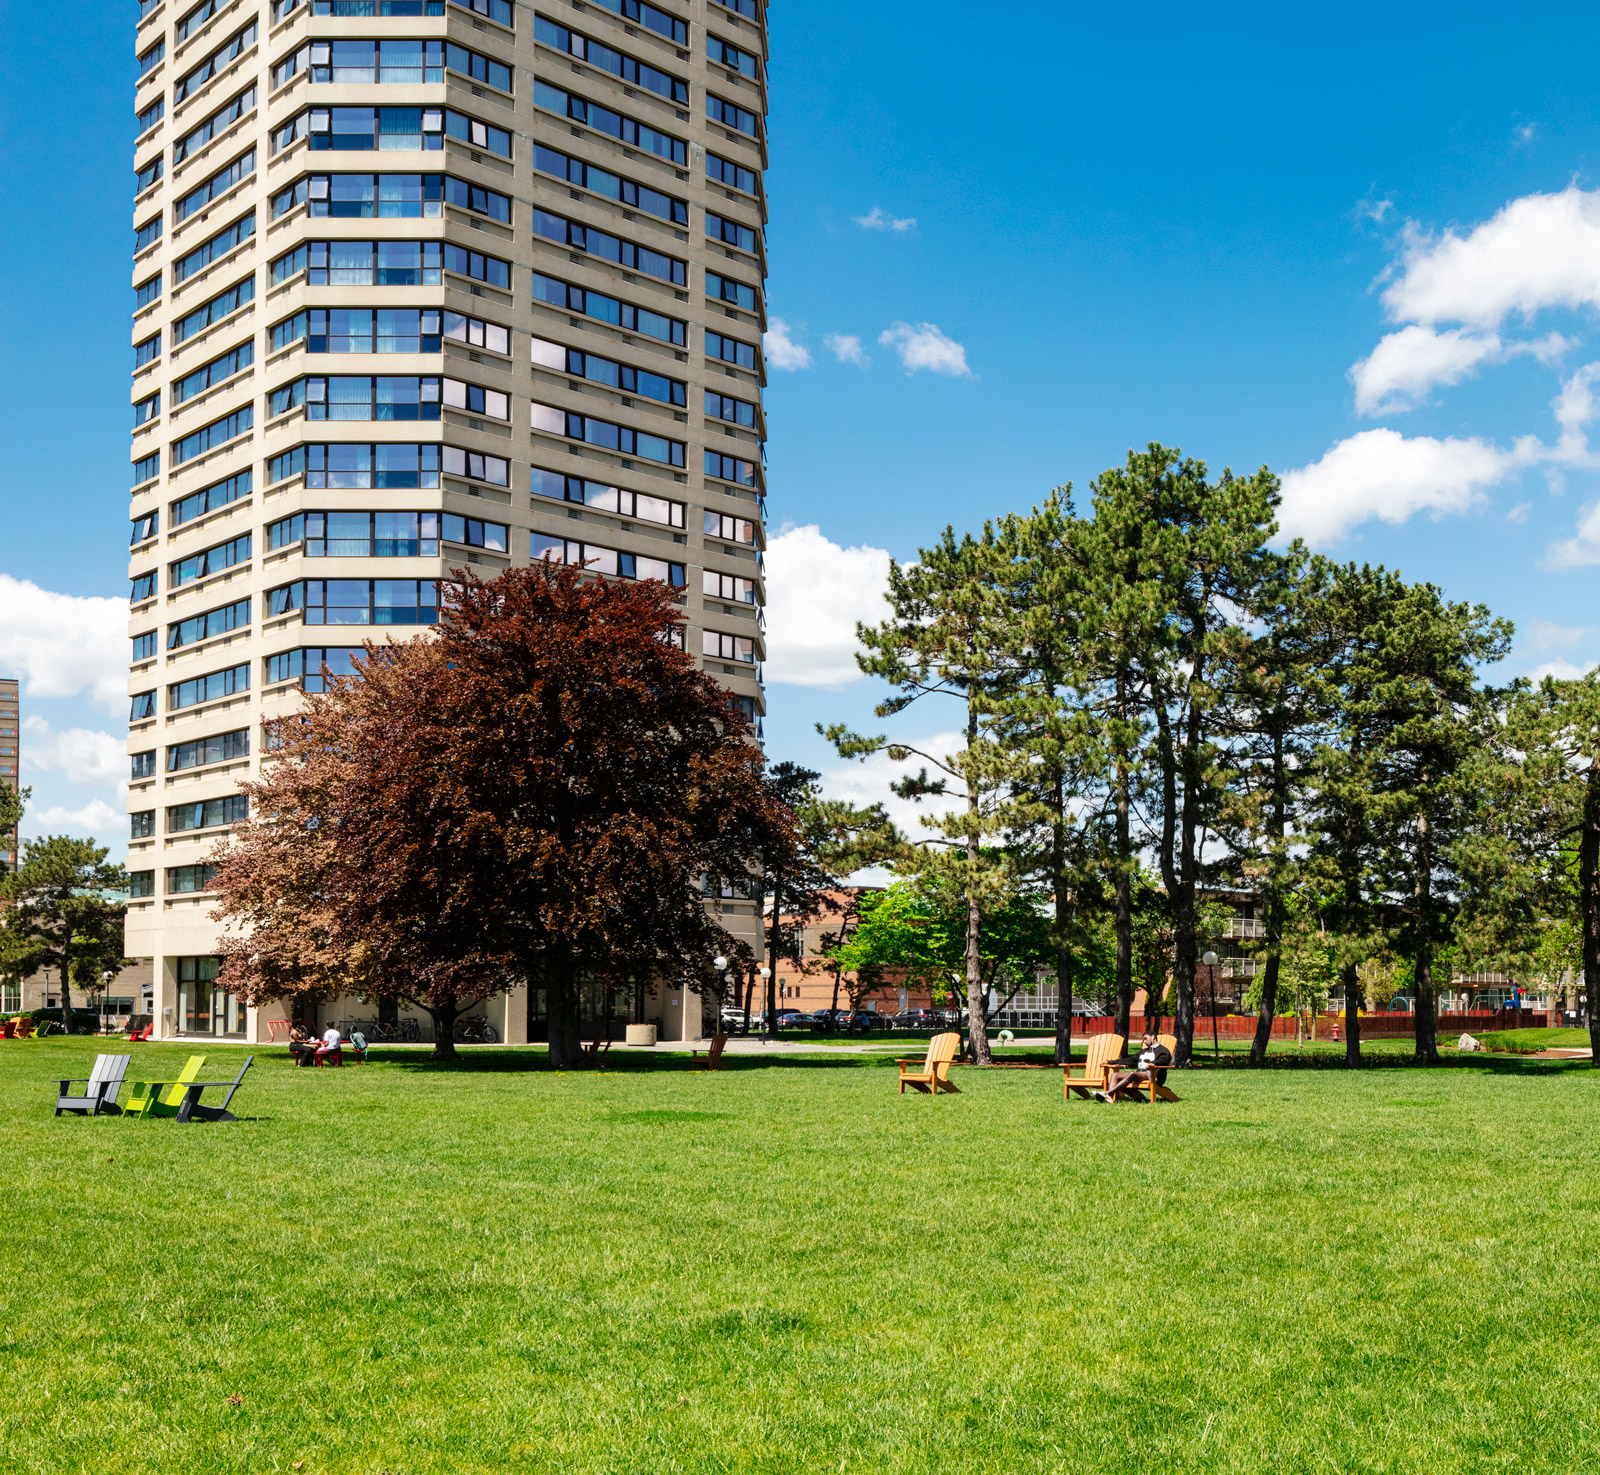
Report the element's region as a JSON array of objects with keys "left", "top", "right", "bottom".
[{"left": 453, "top": 1017, "right": 500, "bottom": 1044}]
